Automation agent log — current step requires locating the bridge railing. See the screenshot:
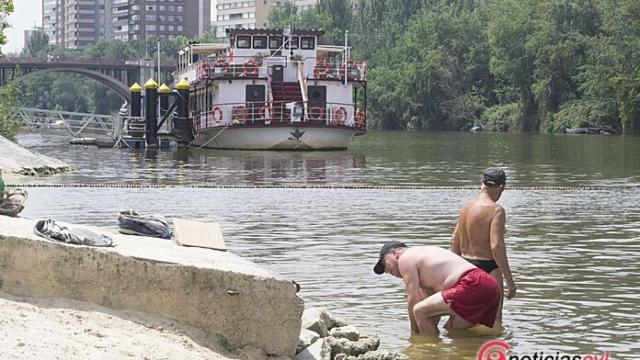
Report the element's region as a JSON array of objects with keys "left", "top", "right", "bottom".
[{"left": 18, "top": 108, "right": 126, "bottom": 141}]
